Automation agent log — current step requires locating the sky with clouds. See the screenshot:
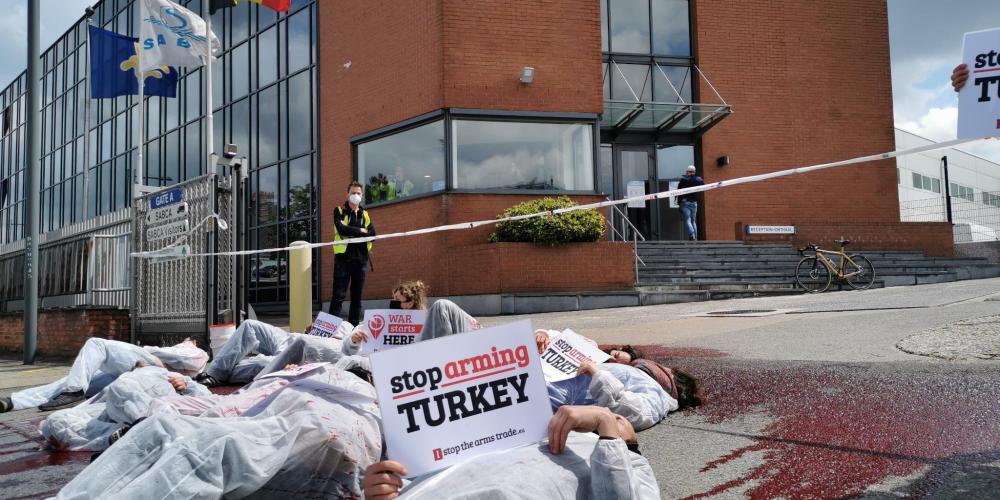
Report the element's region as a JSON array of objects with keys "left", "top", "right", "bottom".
[{"left": 0, "top": 0, "right": 998, "bottom": 162}]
